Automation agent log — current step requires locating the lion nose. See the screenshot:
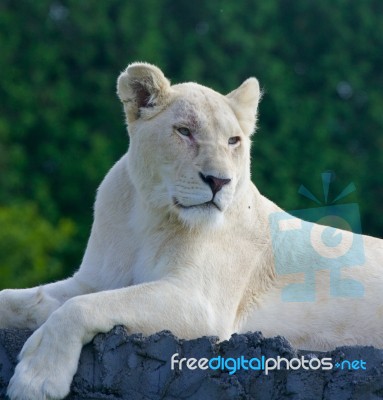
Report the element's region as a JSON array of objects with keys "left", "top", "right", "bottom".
[{"left": 199, "top": 173, "right": 231, "bottom": 196}]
